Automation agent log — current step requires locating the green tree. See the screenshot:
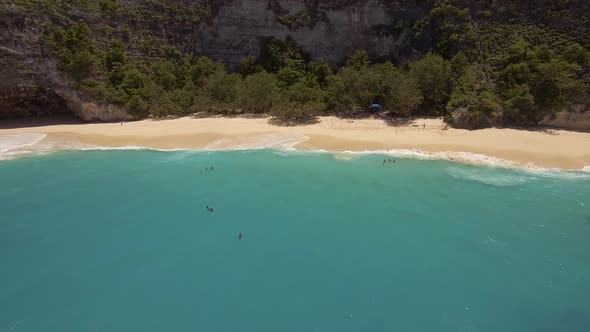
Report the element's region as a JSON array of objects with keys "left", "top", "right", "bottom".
[
  {"left": 126, "top": 95, "right": 149, "bottom": 116},
  {"left": 533, "top": 59, "right": 585, "bottom": 112},
  {"left": 119, "top": 68, "right": 146, "bottom": 98},
  {"left": 99, "top": 0, "right": 119, "bottom": 17},
  {"left": 239, "top": 56, "right": 263, "bottom": 77},
  {"left": 346, "top": 49, "right": 370, "bottom": 70},
  {"left": 151, "top": 60, "right": 181, "bottom": 91},
  {"left": 447, "top": 65, "right": 502, "bottom": 128},
  {"left": 385, "top": 72, "right": 423, "bottom": 117},
  {"left": 259, "top": 37, "right": 304, "bottom": 73},
  {"left": 276, "top": 59, "right": 306, "bottom": 87},
  {"left": 326, "top": 67, "right": 370, "bottom": 114},
  {"left": 65, "top": 50, "right": 97, "bottom": 81},
  {"left": 409, "top": 53, "right": 452, "bottom": 114},
  {"left": 188, "top": 56, "right": 225, "bottom": 85},
  {"left": 105, "top": 39, "right": 126, "bottom": 72},
  {"left": 239, "top": 71, "right": 280, "bottom": 113},
  {"left": 451, "top": 50, "right": 470, "bottom": 80},
  {"left": 498, "top": 62, "right": 536, "bottom": 124},
  {"left": 308, "top": 59, "right": 333, "bottom": 87},
  {"left": 194, "top": 71, "right": 242, "bottom": 113},
  {"left": 562, "top": 43, "right": 590, "bottom": 67},
  {"left": 272, "top": 75, "right": 327, "bottom": 121}
]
